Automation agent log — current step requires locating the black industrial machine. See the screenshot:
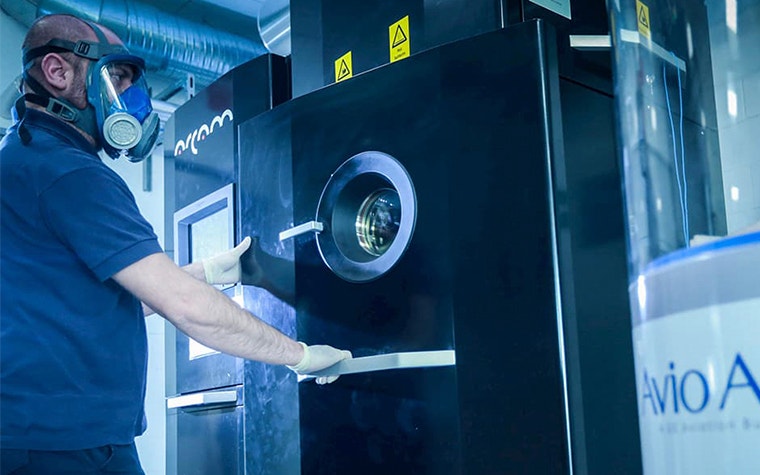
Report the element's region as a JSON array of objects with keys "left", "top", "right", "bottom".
[
  {"left": 163, "top": 54, "right": 292, "bottom": 475},
  {"left": 237, "top": 17, "right": 640, "bottom": 475},
  {"left": 289, "top": 0, "right": 614, "bottom": 97},
  {"left": 165, "top": 0, "right": 640, "bottom": 472}
]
